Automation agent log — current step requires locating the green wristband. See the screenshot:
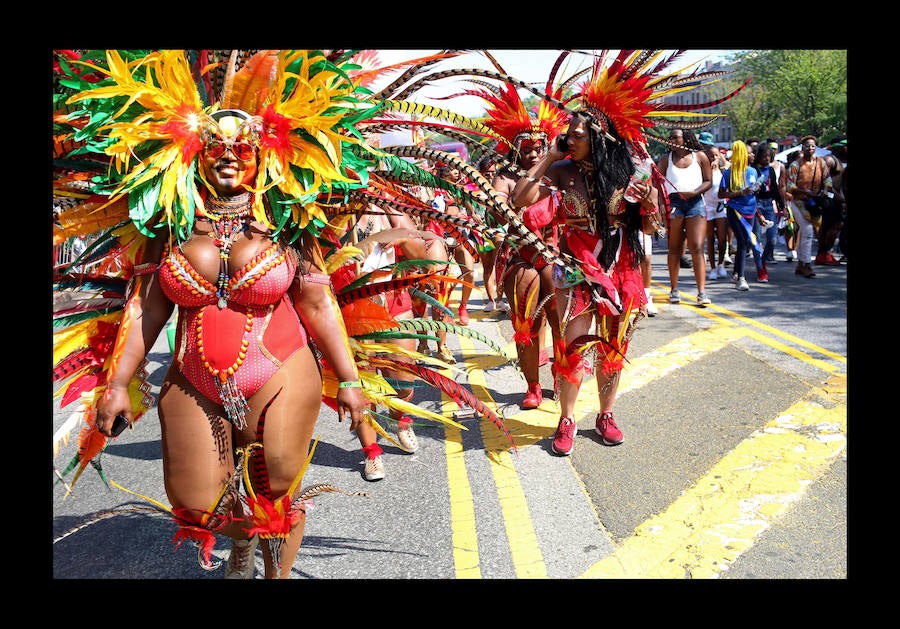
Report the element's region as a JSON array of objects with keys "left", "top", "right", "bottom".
[{"left": 338, "top": 380, "right": 362, "bottom": 389}]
